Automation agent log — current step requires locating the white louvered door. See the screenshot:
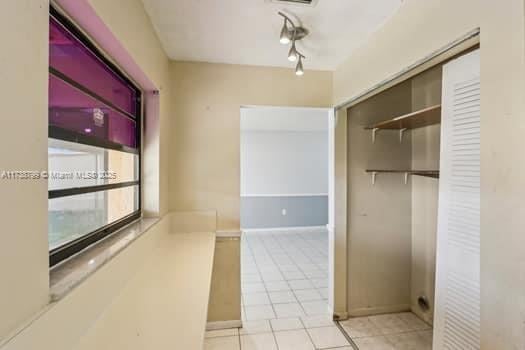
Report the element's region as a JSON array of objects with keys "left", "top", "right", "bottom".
[{"left": 434, "top": 49, "right": 480, "bottom": 350}]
